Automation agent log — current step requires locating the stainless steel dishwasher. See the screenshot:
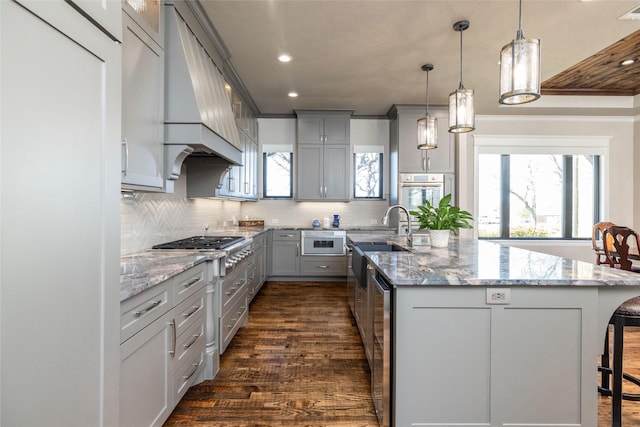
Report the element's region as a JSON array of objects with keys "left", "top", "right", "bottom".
[{"left": 369, "top": 263, "right": 392, "bottom": 427}]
